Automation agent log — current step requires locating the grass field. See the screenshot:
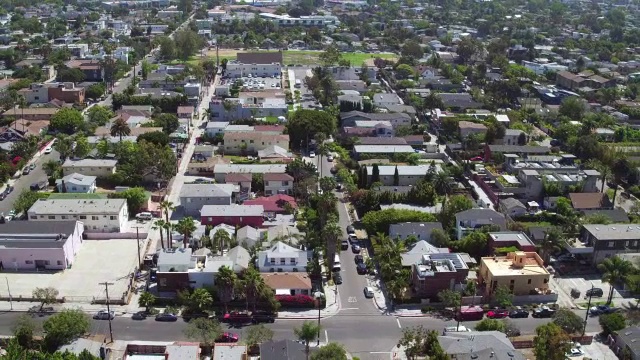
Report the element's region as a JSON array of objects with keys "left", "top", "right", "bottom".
[{"left": 206, "top": 49, "right": 397, "bottom": 66}]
